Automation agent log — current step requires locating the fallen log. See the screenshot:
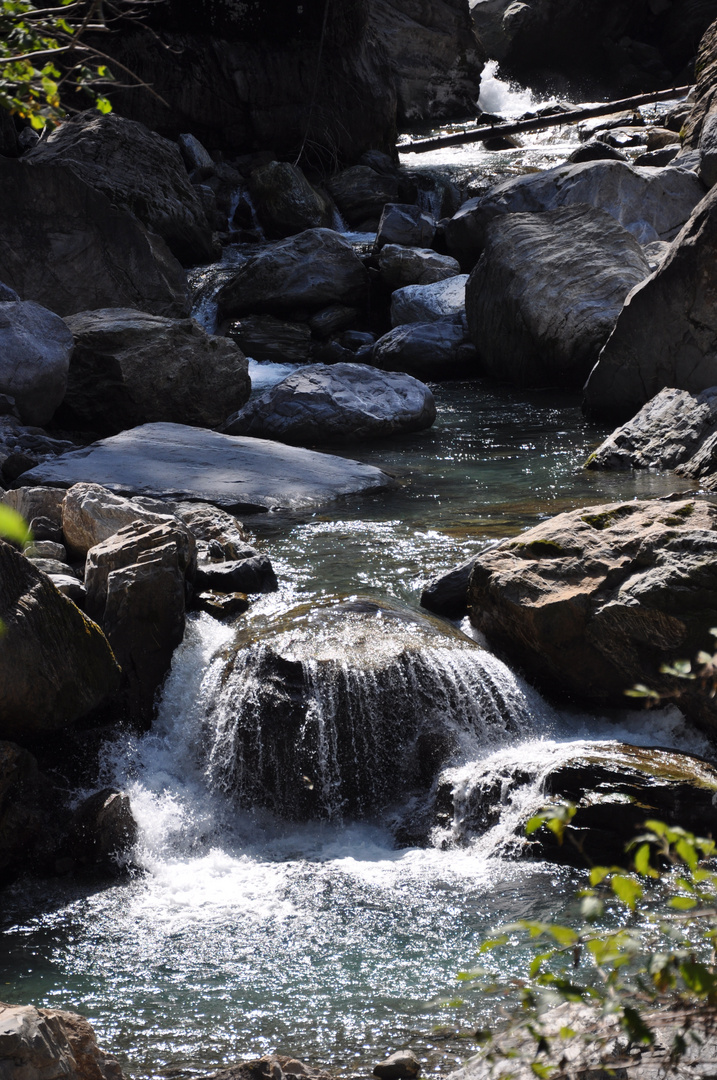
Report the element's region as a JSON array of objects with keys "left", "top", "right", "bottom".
[{"left": 399, "top": 84, "right": 691, "bottom": 154}]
